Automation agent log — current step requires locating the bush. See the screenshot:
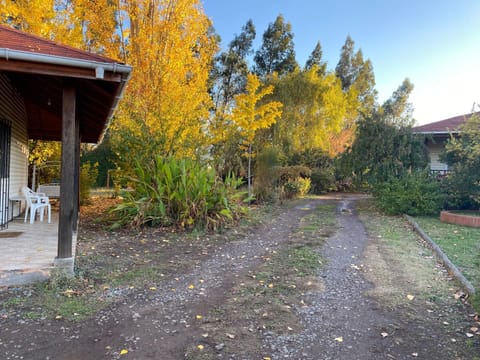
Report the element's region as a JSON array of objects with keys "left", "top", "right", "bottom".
[
  {"left": 111, "top": 157, "right": 245, "bottom": 230},
  {"left": 310, "top": 167, "right": 335, "bottom": 194},
  {"left": 373, "top": 171, "right": 444, "bottom": 216},
  {"left": 282, "top": 177, "right": 311, "bottom": 199},
  {"left": 254, "top": 147, "right": 280, "bottom": 202},
  {"left": 79, "top": 162, "right": 98, "bottom": 205}
]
